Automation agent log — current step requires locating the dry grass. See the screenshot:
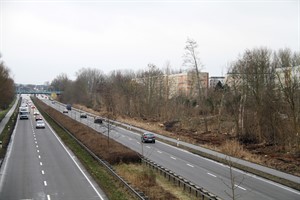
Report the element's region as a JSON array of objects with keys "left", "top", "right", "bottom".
[
  {"left": 218, "top": 140, "right": 262, "bottom": 163},
  {"left": 115, "top": 163, "right": 198, "bottom": 200}
]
